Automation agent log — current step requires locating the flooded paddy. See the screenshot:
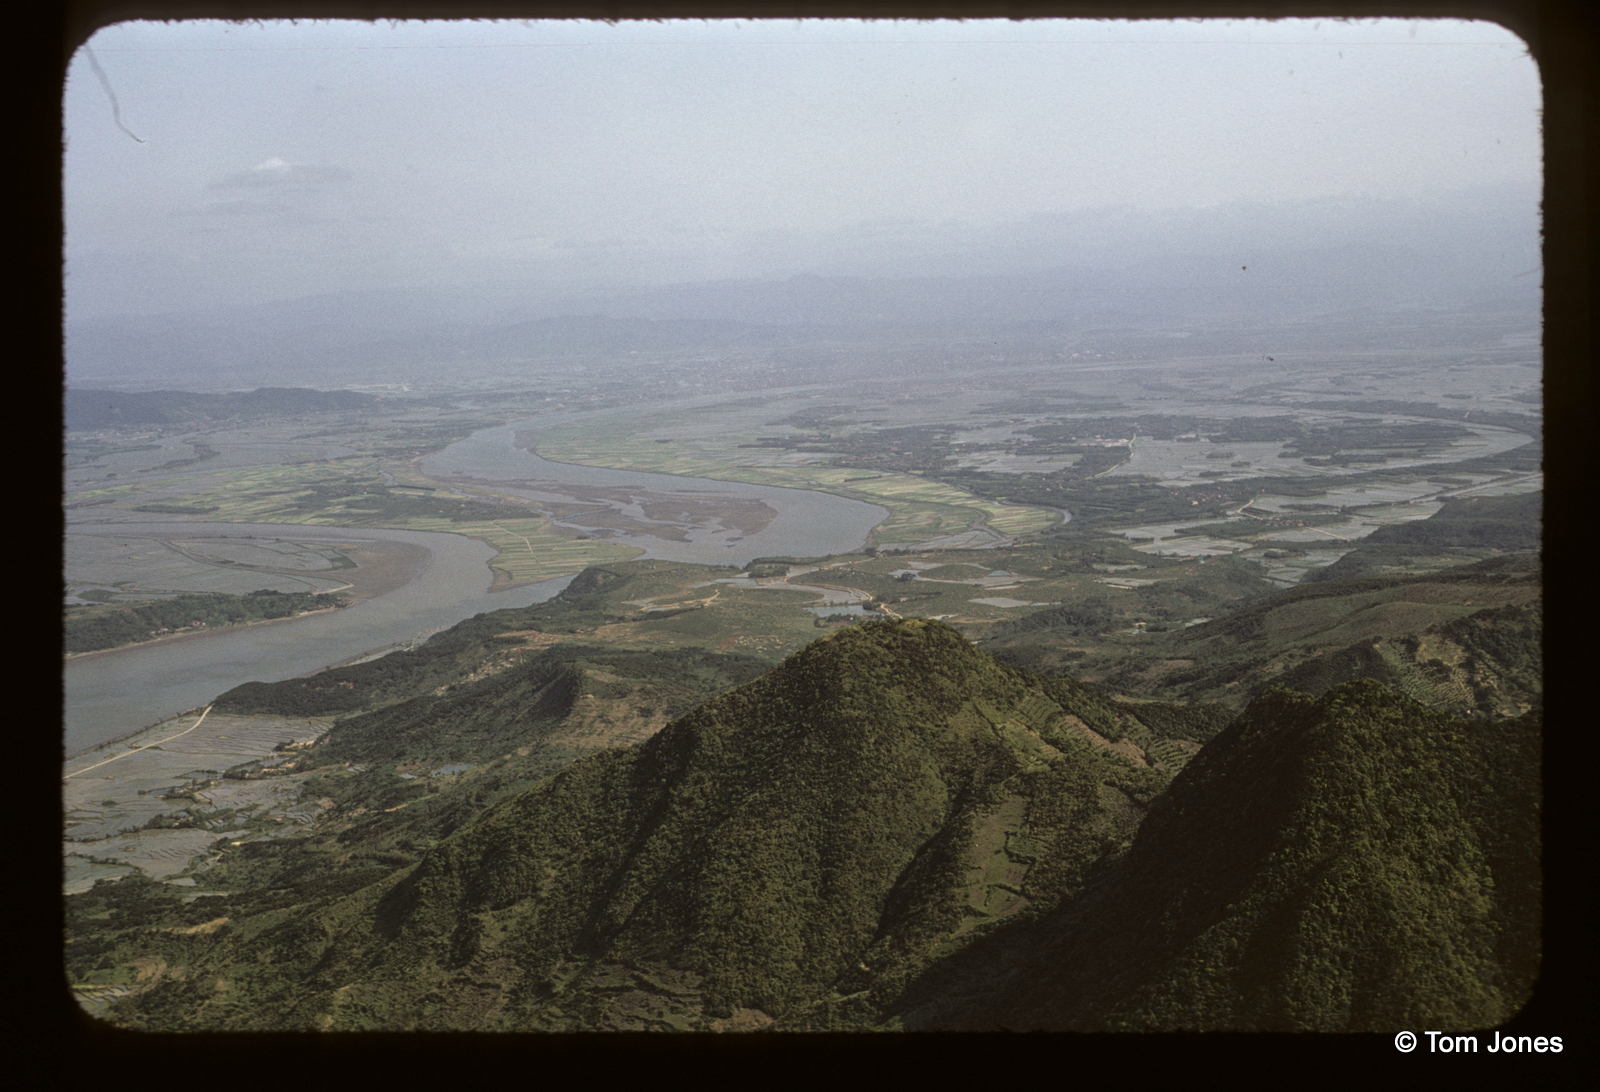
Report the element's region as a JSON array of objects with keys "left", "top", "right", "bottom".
[
  {"left": 1249, "top": 479, "right": 1451, "bottom": 513},
  {"left": 65, "top": 530, "right": 376, "bottom": 599},
  {"left": 806, "top": 604, "right": 877, "bottom": 618},
  {"left": 1131, "top": 536, "right": 1254, "bottom": 558},
  {"left": 63, "top": 711, "right": 333, "bottom": 893},
  {"left": 1110, "top": 438, "right": 1291, "bottom": 486},
  {"left": 893, "top": 528, "right": 1011, "bottom": 551},
  {"left": 903, "top": 566, "right": 1040, "bottom": 589},
  {"left": 1118, "top": 519, "right": 1244, "bottom": 543},
  {"left": 1253, "top": 547, "right": 1359, "bottom": 585},
  {"left": 1105, "top": 419, "right": 1531, "bottom": 490}
]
